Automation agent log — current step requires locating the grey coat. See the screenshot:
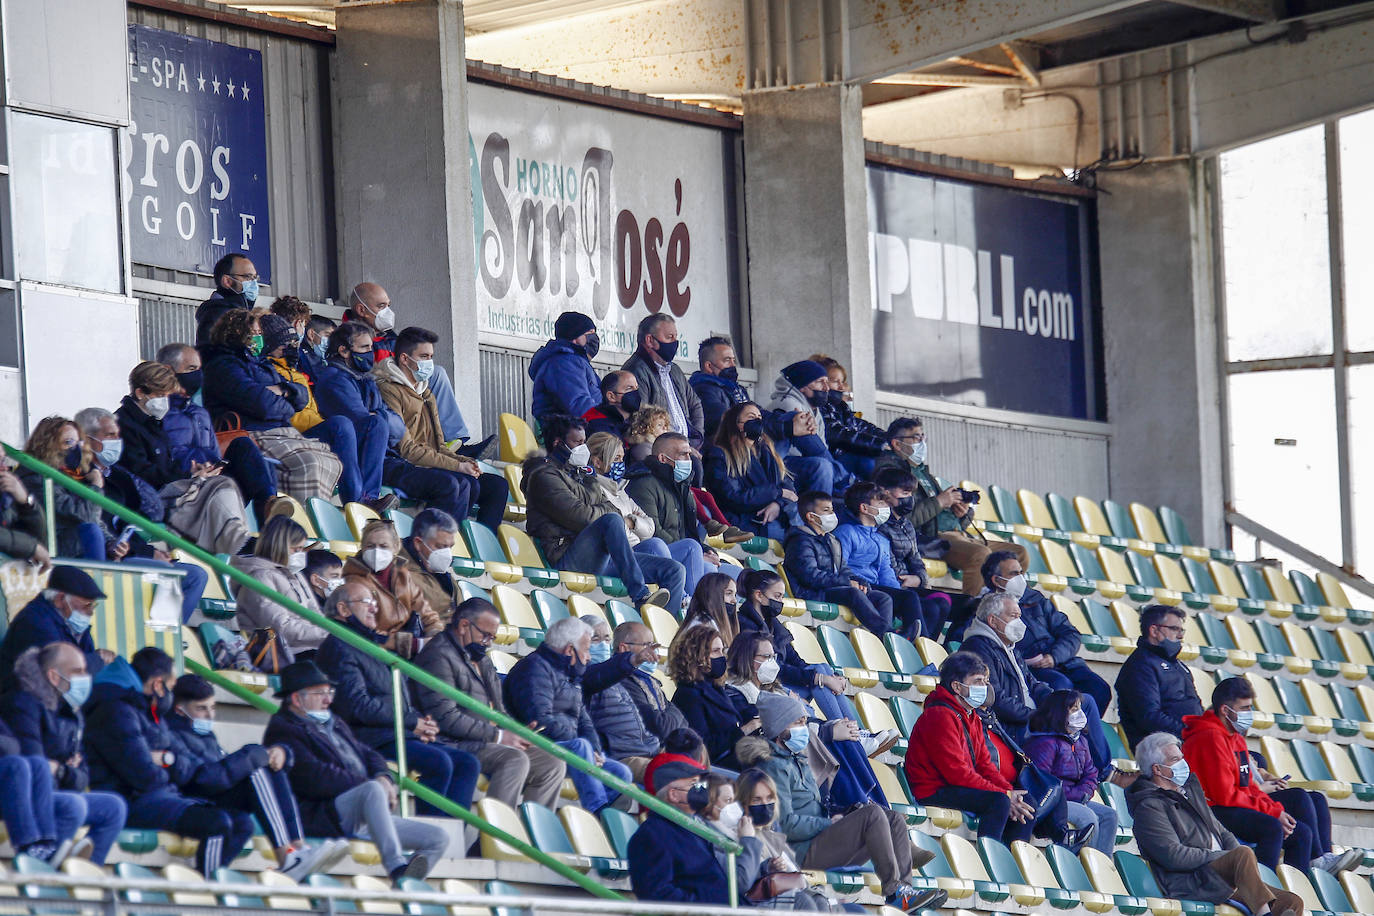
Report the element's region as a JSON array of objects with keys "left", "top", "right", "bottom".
[
  {"left": 1125, "top": 774, "right": 1239, "bottom": 903},
  {"left": 622, "top": 350, "right": 705, "bottom": 449}
]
